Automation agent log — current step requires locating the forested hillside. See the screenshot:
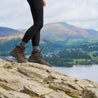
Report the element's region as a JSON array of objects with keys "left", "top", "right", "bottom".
[{"left": 44, "top": 41, "right": 98, "bottom": 66}]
